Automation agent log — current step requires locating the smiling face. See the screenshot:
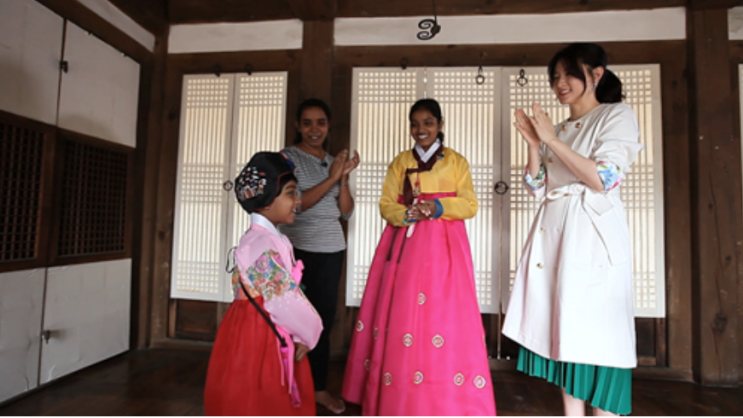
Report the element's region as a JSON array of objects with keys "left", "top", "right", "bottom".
[
  {"left": 409, "top": 109, "right": 443, "bottom": 151},
  {"left": 551, "top": 60, "right": 605, "bottom": 109},
  {"left": 551, "top": 60, "right": 590, "bottom": 106},
  {"left": 260, "top": 179, "right": 301, "bottom": 226},
  {"left": 296, "top": 106, "right": 329, "bottom": 150}
]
